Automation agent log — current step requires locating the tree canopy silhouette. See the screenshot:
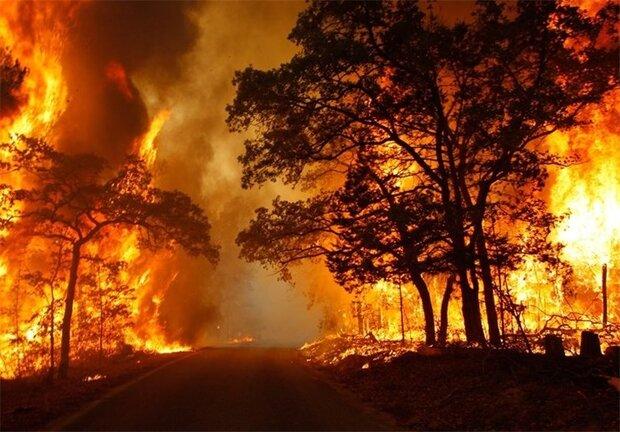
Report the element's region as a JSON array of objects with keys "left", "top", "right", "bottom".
[
  {"left": 238, "top": 146, "right": 449, "bottom": 344},
  {"left": 0, "top": 47, "right": 27, "bottom": 119},
  {"left": 229, "top": 0, "right": 618, "bottom": 345},
  {"left": 1, "top": 137, "right": 219, "bottom": 377}
]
